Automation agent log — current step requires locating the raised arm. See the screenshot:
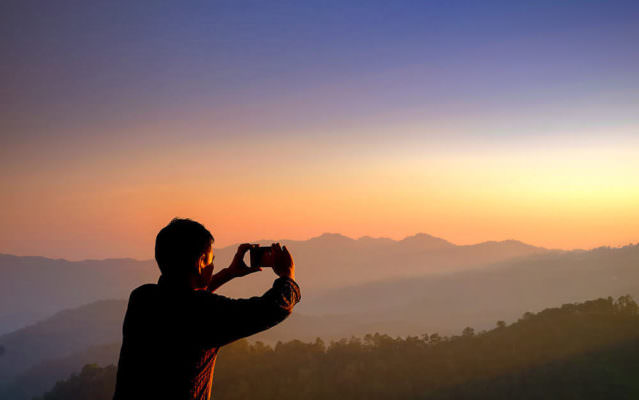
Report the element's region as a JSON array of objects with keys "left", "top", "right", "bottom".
[
  {"left": 196, "top": 243, "right": 299, "bottom": 347},
  {"left": 196, "top": 276, "right": 300, "bottom": 347}
]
